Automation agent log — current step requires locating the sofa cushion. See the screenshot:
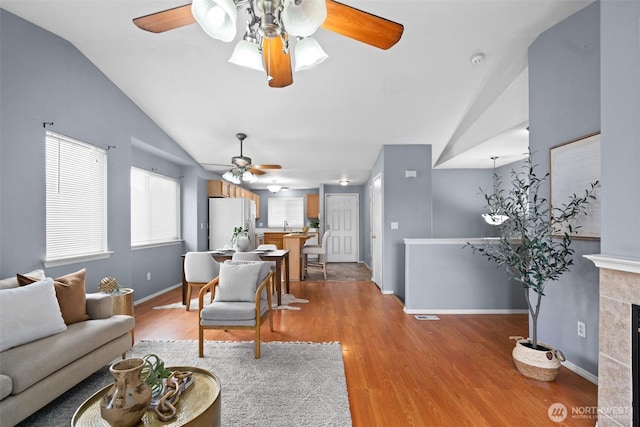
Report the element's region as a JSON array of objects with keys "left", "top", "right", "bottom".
[
  {"left": 0, "top": 278, "right": 67, "bottom": 352},
  {"left": 0, "top": 374, "right": 12, "bottom": 401},
  {"left": 18, "top": 268, "right": 90, "bottom": 324},
  {"left": 0, "top": 314, "right": 134, "bottom": 395}
]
